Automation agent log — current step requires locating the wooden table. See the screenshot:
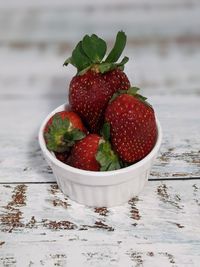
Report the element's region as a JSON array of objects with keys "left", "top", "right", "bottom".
[{"left": 0, "top": 1, "right": 200, "bottom": 266}]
